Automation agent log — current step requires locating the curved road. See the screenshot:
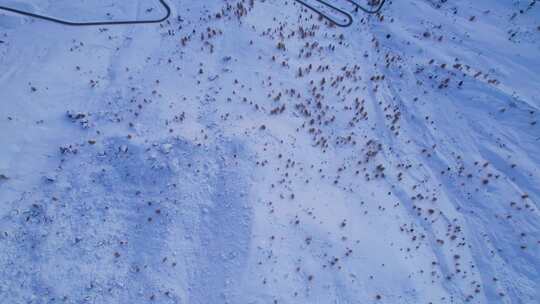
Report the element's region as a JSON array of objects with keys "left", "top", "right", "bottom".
[{"left": 0, "top": 0, "right": 171, "bottom": 26}]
